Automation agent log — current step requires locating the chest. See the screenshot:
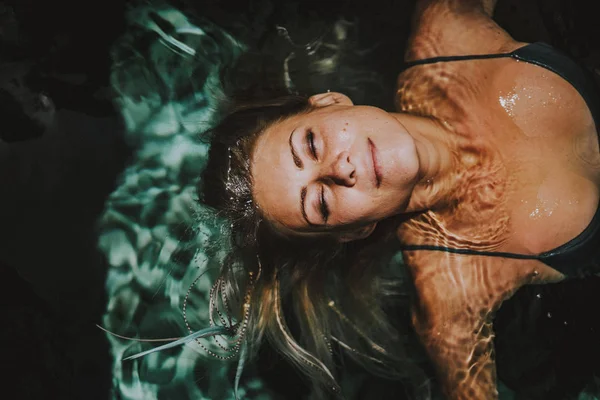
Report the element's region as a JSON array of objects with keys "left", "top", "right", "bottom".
[
  {"left": 397, "top": 56, "right": 595, "bottom": 142},
  {"left": 396, "top": 58, "right": 600, "bottom": 255}
]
